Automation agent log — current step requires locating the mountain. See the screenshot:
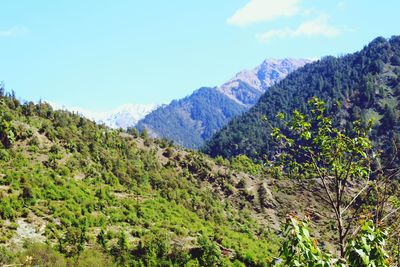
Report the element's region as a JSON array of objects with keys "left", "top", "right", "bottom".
[
  {"left": 218, "top": 58, "right": 311, "bottom": 106},
  {"left": 136, "top": 58, "right": 311, "bottom": 148},
  {"left": 137, "top": 87, "right": 247, "bottom": 149},
  {"left": 52, "top": 103, "right": 158, "bottom": 129},
  {"left": 97, "top": 104, "right": 159, "bottom": 128},
  {"left": 203, "top": 36, "right": 400, "bottom": 160}
]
